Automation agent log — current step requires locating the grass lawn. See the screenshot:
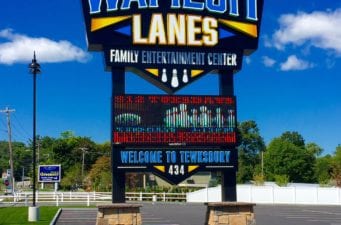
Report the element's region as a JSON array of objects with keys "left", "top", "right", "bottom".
[{"left": 0, "top": 206, "right": 59, "bottom": 225}]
